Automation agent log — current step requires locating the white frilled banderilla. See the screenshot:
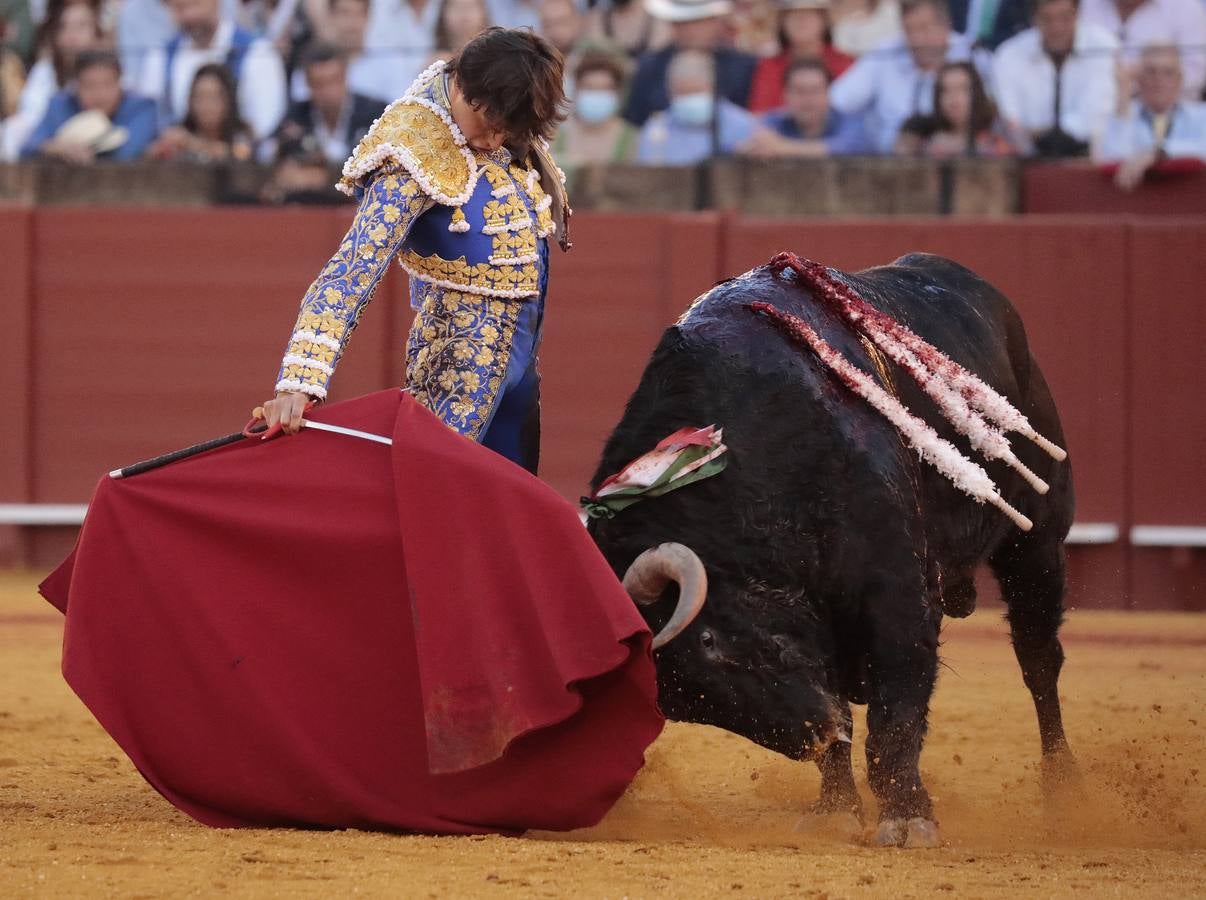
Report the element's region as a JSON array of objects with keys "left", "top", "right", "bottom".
[{"left": 750, "top": 251, "right": 1068, "bottom": 533}]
